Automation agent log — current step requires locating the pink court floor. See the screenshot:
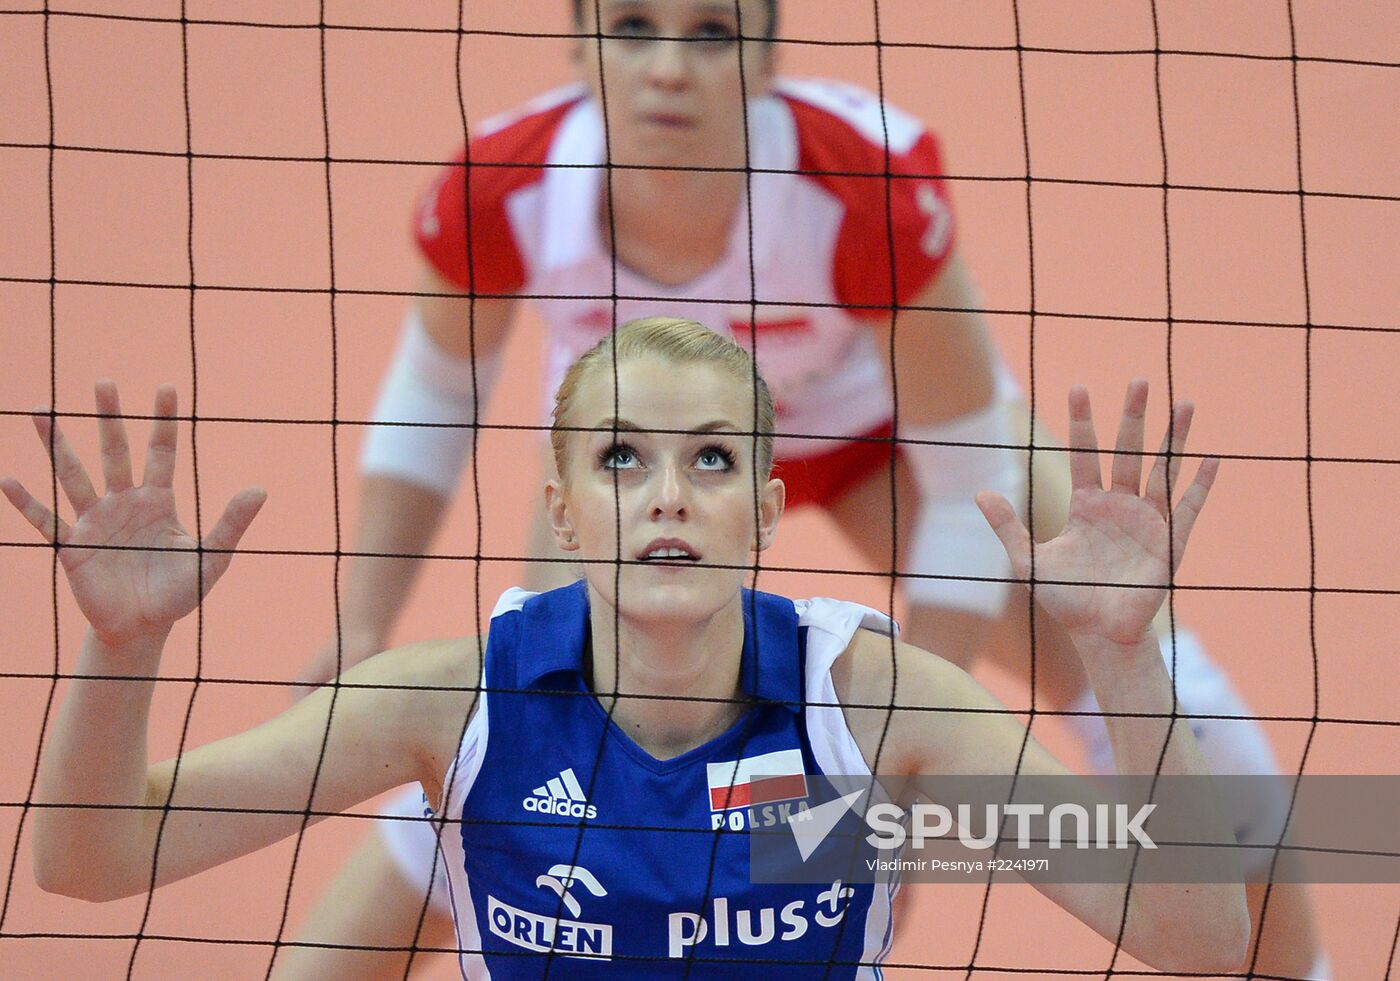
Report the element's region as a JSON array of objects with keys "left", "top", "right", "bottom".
[{"left": 2, "top": 2, "right": 1398, "bottom": 977}]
